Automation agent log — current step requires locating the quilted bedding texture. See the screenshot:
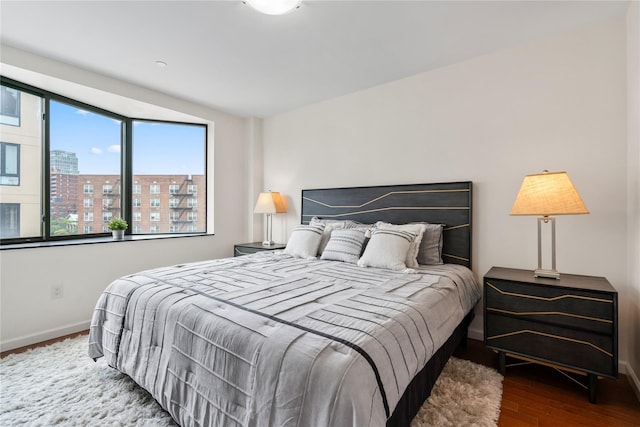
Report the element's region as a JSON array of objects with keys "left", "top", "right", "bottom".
[{"left": 88, "top": 251, "right": 481, "bottom": 427}]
